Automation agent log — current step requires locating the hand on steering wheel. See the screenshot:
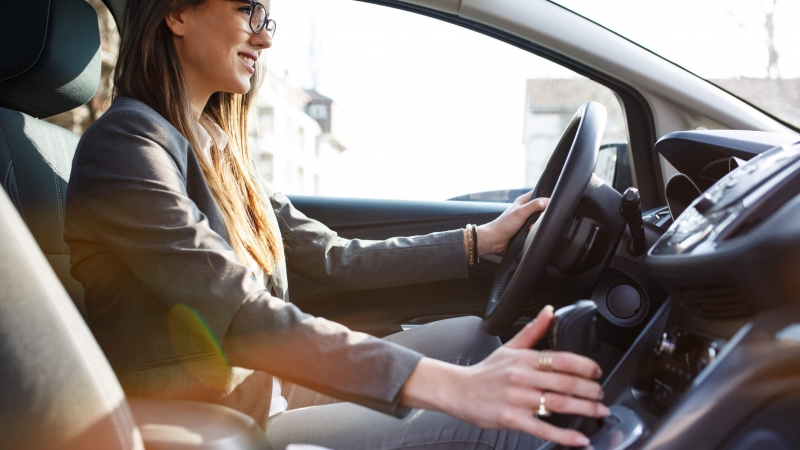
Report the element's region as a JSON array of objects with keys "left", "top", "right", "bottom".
[
  {"left": 477, "top": 193, "right": 550, "bottom": 255},
  {"left": 484, "top": 102, "right": 607, "bottom": 335}
]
